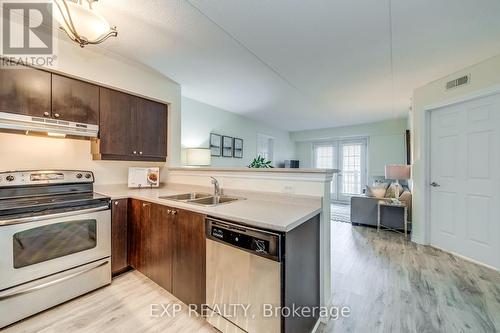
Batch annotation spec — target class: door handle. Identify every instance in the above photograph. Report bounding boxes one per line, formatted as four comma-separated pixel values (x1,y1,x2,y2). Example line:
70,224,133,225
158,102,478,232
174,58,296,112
430,182,441,187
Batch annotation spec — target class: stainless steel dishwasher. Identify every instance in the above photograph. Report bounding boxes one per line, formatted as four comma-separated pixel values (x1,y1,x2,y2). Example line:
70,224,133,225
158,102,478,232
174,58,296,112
205,217,282,333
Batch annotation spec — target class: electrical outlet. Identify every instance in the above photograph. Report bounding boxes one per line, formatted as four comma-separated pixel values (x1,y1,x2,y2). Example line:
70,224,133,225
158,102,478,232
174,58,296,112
283,185,294,194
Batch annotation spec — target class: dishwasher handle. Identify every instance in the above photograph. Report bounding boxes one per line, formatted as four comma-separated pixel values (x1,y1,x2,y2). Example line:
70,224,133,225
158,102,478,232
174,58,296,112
206,217,282,262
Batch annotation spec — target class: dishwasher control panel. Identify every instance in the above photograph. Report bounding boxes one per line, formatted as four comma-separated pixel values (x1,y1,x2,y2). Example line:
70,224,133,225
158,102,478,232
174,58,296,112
206,217,281,262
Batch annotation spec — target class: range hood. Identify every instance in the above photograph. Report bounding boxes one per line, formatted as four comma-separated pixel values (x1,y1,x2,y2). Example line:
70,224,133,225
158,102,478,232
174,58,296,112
0,112,98,138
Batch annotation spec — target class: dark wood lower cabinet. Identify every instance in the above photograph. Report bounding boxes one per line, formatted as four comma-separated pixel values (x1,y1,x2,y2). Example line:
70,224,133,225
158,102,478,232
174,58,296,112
128,199,147,273
127,200,175,292
148,204,173,292
126,199,206,308
172,209,206,309
111,199,128,275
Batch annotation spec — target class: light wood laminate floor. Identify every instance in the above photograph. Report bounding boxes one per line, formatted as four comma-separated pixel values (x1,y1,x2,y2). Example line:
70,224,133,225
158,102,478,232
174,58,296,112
2,271,217,333
325,222,500,333
4,223,499,333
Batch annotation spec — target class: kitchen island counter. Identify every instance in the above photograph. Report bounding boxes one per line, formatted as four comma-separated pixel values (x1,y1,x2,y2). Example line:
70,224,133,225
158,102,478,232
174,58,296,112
95,183,322,232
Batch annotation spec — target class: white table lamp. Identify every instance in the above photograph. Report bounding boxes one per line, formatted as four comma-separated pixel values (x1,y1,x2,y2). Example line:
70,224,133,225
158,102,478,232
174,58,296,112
385,164,411,199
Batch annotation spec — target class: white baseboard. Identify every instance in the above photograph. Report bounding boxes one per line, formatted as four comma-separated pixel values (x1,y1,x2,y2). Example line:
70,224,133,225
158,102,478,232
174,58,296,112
430,245,499,272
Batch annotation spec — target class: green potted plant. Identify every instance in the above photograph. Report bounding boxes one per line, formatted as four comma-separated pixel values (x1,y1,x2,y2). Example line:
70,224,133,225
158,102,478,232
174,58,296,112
248,155,274,168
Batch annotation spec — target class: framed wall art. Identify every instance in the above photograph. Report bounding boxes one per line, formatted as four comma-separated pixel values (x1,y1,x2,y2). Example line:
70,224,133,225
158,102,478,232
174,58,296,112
210,133,222,156
233,138,243,158
222,136,233,157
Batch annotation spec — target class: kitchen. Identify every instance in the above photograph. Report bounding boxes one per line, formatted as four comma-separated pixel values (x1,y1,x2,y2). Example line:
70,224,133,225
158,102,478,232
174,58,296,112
0,3,333,331
5,1,499,332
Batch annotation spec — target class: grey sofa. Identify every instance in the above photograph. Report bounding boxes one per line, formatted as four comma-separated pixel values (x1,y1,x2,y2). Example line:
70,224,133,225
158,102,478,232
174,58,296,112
350,195,410,230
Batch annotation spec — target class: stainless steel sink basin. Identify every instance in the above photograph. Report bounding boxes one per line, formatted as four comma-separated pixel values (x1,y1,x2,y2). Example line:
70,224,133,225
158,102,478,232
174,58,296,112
159,192,212,201
188,195,242,206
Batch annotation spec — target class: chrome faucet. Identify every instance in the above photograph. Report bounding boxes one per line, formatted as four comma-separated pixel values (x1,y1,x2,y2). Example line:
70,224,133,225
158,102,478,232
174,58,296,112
210,177,221,197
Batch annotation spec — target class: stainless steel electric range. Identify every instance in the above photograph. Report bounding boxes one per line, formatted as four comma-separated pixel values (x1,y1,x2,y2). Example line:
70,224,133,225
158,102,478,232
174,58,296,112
0,170,111,328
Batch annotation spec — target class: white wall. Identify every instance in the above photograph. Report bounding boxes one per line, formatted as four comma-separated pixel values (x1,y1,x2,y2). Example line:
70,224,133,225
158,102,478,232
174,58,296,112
411,54,500,244
181,97,295,167
0,37,182,185
291,118,408,183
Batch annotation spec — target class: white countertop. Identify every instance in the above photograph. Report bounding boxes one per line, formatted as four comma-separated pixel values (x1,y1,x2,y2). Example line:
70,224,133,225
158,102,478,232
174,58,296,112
168,167,339,174
94,184,322,232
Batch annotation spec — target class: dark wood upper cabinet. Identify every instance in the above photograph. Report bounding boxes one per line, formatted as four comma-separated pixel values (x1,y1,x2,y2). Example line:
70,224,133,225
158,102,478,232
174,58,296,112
0,62,168,162
111,199,128,276
136,98,167,158
93,88,168,162
173,209,206,309
52,74,99,124
0,67,51,117
98,87,134,157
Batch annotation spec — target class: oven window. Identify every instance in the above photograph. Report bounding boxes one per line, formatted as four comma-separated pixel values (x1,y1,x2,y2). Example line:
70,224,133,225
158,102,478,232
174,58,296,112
13,220,97,269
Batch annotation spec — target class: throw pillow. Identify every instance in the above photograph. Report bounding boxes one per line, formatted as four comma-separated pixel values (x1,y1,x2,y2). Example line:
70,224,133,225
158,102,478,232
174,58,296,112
366,183,389,198
385,182,404,198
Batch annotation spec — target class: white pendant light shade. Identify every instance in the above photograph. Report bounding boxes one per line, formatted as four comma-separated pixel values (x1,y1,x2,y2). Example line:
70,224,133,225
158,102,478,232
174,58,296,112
54,0,117,47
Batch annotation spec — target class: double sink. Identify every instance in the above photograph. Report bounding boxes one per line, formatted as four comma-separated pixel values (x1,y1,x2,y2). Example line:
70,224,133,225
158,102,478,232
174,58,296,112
159,192,243,206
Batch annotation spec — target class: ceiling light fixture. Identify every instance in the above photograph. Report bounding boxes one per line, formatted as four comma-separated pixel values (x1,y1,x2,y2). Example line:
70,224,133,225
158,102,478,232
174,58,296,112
54,0,117,48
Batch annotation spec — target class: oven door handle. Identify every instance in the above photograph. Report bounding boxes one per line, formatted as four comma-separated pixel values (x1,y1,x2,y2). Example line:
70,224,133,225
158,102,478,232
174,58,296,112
0,260,109,301
0,205,110,227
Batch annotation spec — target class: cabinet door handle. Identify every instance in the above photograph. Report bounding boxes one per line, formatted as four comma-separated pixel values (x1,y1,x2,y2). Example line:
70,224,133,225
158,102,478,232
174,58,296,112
133,151,137,155
142,203,150,207
54,113,60,118
171,210,177,215
167,209,172,214
43,112,50,117
114,201,119,206
139,151,143,155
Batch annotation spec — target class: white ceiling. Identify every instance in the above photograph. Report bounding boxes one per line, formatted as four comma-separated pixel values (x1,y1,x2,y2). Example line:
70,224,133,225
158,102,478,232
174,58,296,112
94,0,500,131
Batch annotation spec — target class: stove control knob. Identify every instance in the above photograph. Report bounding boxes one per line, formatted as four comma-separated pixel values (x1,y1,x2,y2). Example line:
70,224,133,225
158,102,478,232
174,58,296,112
76,173,83,179
84,173,92,179
6,175,15,182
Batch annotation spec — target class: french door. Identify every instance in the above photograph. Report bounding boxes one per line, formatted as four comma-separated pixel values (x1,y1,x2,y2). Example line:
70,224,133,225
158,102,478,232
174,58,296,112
314,139,367,202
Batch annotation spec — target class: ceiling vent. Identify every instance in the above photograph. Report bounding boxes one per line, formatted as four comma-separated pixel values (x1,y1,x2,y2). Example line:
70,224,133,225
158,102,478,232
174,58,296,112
446,74,470,90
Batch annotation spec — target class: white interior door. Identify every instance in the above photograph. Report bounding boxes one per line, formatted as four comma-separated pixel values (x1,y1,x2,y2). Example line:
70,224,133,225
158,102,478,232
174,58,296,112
430,93,500,270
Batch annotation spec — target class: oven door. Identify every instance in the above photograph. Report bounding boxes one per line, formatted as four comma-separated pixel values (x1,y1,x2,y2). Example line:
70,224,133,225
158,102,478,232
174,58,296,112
0,205,111,290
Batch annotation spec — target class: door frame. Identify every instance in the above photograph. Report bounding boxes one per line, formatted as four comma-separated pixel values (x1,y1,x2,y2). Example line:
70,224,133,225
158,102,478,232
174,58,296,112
420,85,500,254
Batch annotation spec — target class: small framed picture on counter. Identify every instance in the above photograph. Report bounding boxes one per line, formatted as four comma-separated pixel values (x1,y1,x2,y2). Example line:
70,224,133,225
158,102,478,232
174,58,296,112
233,138,243,158
222,136,233,157
210,133,222,156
